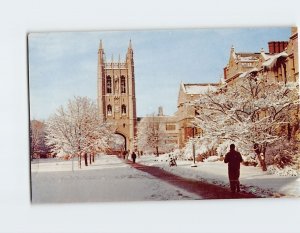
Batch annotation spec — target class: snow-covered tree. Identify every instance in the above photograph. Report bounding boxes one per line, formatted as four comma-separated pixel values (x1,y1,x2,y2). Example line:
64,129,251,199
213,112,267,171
192,72,299,169
136,114,174,155
181,138,212,161
30,120,51,159
45,96,113,168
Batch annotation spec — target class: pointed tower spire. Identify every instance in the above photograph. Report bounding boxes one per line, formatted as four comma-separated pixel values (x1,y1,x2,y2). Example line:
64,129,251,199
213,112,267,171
129,39,132,50
127,39,133,61
111,54,114,63
99,39,103,50
98,39,104,63
231,45,235,53
118,54,121,62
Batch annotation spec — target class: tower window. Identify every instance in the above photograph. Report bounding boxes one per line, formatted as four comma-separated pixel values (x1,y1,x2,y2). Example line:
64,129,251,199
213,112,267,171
107,105,112,115
121,104,126,114
166,124,176,131
121,76,126,93
106,76,112,93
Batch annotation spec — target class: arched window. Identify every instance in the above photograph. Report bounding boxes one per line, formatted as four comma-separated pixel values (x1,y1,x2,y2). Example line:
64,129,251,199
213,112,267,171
106,76,112,93
121,104,126,114
107,105,112,115
121,76,126,93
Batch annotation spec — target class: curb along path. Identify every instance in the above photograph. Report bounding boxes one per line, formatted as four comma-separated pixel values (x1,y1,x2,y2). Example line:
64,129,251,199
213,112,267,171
129,161,259,199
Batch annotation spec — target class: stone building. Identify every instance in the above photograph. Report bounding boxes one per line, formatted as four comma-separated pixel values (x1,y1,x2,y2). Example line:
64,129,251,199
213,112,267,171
137,107,178,154
176,27,298,149
260,27,298,83
223,47,260,85
176,82,219,148
97,40,137,151
285,27,299,82
155,107,179,147
222,27,299,141
223,27,298,85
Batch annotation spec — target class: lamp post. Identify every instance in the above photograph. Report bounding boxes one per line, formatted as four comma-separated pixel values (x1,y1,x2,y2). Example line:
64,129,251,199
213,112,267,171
191,126,197,167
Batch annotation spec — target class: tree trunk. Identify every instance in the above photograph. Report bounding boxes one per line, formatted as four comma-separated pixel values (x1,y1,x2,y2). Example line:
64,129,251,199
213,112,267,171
257,153,267,171
92,154,95,162
254,143,267,171
156,146,159,157
89,153,92,164
78,154,81,169
84,153,88,166
287,123,292,141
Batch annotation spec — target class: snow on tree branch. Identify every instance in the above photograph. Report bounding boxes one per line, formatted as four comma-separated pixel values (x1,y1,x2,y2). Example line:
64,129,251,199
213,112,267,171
45,96,113,166
192,74,299,168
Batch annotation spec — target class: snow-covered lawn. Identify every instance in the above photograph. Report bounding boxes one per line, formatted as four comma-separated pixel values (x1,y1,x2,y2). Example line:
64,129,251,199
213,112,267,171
31,155,200,203
137,155,300,198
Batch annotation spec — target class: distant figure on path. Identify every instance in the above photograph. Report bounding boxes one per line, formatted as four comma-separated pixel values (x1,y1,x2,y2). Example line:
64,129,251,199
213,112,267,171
131,151,137,163
224,144,243,193
122,150,126,160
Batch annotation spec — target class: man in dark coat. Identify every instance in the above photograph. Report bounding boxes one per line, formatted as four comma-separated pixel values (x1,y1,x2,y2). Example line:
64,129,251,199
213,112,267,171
131,151,137,163
224,144,243,193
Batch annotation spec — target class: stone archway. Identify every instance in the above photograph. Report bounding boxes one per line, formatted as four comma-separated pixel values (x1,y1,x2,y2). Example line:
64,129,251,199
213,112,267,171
107,133,127,155
114,132,127,151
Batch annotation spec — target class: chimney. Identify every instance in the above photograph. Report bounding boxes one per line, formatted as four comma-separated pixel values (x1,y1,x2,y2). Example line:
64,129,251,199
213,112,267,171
223,67,227,80
268,42,275,54
268,41,288,54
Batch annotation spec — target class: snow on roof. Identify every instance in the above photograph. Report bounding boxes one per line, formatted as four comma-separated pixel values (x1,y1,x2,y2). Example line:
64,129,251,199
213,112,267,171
262,51,288,69
183,84,218,95
261,52,272,60
238,68,259,78
239,56,259,62
233,52,260,63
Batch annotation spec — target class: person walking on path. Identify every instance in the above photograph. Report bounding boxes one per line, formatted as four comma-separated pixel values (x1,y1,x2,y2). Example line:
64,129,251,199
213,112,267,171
131,151,137,163
224,144,243,193
122,150,126,160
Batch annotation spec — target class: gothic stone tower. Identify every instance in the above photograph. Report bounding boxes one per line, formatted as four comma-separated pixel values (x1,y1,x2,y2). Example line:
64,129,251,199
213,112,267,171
97,40,137,151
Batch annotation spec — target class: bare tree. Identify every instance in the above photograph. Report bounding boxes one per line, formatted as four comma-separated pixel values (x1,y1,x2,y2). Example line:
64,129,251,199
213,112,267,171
136,114,172,156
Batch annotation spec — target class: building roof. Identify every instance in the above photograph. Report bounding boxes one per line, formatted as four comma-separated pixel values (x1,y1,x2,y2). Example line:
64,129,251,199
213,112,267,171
230,46,261,64
183,83,218,95
233,52,260,63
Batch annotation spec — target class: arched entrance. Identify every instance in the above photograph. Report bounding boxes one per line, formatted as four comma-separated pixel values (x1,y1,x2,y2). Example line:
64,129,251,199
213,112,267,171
107,133,127,155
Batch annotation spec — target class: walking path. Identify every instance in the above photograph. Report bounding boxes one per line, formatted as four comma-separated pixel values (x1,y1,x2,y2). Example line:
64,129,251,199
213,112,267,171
129,161,258,199
31,155,201,203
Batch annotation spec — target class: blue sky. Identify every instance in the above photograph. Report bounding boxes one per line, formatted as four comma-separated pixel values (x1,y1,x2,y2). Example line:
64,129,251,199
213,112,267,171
28,27,291,119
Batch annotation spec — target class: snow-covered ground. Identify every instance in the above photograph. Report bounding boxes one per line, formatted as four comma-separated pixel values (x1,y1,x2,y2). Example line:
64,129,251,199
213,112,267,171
137,155,300,198
31,155,200,203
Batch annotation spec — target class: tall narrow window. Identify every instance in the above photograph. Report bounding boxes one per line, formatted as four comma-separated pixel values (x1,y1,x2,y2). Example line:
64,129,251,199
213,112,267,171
283,63,287,84
121,104,126,114
107,105,112,115
121,76,126,93
106,76,112,93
